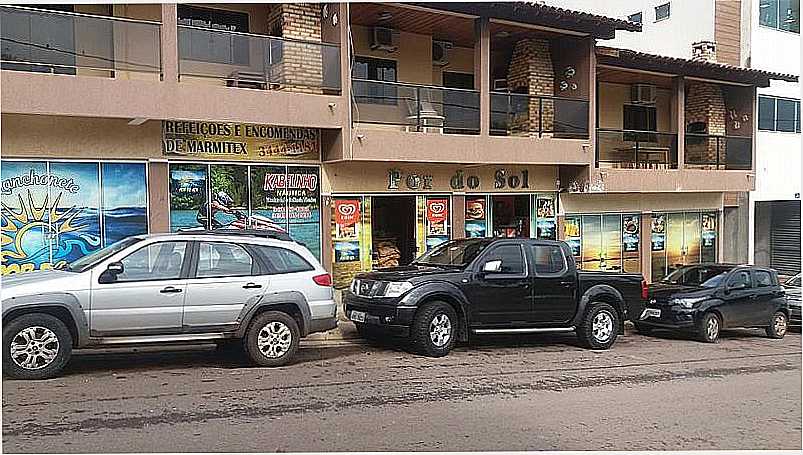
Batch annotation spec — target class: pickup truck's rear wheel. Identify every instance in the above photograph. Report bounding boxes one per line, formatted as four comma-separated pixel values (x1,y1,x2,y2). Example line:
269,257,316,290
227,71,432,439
3,313,73,380
410,301,457,357
244,311,299,367
577,303,619,350
765,311,788,339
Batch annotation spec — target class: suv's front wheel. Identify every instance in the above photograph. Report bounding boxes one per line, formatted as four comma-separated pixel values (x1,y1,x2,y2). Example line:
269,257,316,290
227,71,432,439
244,311,300,367
409,301,457,357
3,313,73,380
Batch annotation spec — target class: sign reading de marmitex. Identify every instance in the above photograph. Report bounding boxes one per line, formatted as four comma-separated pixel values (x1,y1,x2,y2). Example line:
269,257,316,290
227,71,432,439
162,120,320,161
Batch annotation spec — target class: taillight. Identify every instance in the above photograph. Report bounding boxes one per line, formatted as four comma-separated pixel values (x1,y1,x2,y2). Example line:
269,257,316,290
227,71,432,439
641,280,649,300
313,273,332,287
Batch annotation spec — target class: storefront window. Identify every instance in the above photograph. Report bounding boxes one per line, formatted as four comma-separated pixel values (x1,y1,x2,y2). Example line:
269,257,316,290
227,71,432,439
1,160,148,275
651,211,718,282
169,162,322,259
566,213,641,273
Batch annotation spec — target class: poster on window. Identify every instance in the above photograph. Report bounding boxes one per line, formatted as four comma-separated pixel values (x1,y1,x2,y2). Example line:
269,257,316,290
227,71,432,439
169,163,208,231
535,196,557,240
564,216,581,257
249,165,289,228
334,241,360,263
651,214,666,251
622,215,640,253
701,212,717,247
2,160,148,275
426,198,449,236
334,199,361,240
208,164,249,229
464,197,487,238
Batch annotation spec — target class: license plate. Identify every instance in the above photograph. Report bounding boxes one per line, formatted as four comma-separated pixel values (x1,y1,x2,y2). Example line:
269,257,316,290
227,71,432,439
640,308,661,320
350,310,366,323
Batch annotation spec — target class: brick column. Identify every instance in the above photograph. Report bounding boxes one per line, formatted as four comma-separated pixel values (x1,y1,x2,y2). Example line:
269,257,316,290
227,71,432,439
160,3,178,83
268,3,324,94
507,39,555,135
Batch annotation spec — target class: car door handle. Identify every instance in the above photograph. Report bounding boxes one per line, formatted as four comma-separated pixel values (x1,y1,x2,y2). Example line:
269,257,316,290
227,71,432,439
160,286,182,294
559,281,574,287
243,283,262,289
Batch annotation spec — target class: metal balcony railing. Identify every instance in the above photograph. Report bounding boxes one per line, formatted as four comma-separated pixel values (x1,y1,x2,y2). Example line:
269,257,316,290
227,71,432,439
352,79,480,135
490,92,589,138
596,129,679,169
0,5,161,76
178,25,341,92
684,134,752,170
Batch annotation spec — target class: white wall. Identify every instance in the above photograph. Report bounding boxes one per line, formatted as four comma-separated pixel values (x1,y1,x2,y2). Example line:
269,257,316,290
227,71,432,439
541,0,715,57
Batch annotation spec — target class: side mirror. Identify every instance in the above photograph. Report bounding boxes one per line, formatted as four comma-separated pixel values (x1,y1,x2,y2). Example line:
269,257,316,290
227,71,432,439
483,260,503,273
99,262,124,284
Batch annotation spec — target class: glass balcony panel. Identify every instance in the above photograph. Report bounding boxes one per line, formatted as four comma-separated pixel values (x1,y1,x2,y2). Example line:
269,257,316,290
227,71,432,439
596,129,678,169
490,92,589,138
684,134,753,170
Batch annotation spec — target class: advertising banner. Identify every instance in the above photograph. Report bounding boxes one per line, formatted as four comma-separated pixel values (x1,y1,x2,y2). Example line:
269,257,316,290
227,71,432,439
162,120,320,161
464,196,487,238
334,199,361,240
535,196,556,240
622,215,640,253
651,214,666,251
701,212,717,248
564,216,581,257
425,197,449,251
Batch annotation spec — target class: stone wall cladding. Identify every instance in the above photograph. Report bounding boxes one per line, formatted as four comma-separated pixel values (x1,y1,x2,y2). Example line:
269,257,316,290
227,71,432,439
507,38,555,135
267,3,324,94
685,81,727,168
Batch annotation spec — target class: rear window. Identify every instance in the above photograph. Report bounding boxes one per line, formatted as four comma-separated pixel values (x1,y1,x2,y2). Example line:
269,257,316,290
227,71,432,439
253,245,314,274
532,245,566,275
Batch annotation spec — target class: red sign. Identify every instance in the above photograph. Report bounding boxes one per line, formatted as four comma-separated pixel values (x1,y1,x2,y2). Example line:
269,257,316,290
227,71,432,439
334,199,360,226
426,199,449,224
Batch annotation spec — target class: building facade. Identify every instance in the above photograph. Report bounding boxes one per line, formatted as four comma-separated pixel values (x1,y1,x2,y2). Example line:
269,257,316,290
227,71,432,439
545,0,801,275
1,2,796,287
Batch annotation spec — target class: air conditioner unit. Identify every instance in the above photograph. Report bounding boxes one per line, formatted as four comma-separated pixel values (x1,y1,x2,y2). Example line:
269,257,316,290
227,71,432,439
371,27,398,53
432,40,453,66
631,84,656,104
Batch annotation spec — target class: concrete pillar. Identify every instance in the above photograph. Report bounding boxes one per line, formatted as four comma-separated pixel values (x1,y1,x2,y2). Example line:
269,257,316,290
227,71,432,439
640,212,653,282
588,38,597,168
160,3,178,83
452,195,466,239
474,18,490,136
321,195,333,273
147,161,170,233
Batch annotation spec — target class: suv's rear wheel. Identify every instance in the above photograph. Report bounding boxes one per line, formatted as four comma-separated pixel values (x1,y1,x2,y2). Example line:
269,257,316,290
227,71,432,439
410,301,457,357
765,311,788,339
244,311,300,367
577,302,619,350
3,313,73,380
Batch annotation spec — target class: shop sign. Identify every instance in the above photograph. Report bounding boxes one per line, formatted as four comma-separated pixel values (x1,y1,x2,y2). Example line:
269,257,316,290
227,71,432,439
387,168,532,192
162,121,320,161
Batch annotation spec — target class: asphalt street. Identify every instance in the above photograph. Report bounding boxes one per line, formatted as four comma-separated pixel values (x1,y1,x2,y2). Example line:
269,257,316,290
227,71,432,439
2,327,801,452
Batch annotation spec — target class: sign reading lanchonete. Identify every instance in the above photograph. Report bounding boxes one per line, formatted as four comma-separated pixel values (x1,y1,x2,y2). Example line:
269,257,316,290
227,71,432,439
162,121,320,161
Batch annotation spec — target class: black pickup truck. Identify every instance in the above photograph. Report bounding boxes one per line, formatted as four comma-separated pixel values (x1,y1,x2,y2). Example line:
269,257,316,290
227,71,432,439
344,238,645,357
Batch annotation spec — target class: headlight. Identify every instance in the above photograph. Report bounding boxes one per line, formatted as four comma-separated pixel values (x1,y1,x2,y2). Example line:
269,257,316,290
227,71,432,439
382,281,414,298
671,297,707,309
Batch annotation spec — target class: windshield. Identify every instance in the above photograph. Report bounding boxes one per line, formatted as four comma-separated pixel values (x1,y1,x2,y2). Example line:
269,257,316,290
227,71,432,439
66,237,142,273
661,265,732,288
413,239,490,267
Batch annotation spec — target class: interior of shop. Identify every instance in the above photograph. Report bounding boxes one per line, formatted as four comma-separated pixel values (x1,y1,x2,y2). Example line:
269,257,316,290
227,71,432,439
371,196,417,267
491,195,531,237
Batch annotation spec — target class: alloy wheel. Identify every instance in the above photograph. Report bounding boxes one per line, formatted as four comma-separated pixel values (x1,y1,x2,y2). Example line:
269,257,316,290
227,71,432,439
774,314,787,337
10,326,60,371
429,313,452,347
257,321,293,359
591,311,613,342
706,316,719,340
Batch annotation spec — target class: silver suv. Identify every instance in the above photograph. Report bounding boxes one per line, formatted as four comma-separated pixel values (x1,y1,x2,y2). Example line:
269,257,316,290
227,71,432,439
1,231,337,379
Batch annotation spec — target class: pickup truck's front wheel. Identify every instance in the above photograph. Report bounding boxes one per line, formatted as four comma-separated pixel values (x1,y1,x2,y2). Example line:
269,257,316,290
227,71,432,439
2,313,73,380
577,303,619,350
410,301,457,357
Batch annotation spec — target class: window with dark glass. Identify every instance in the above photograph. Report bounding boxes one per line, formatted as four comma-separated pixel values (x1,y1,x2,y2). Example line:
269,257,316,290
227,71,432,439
655,3,671,21
755,270,773,287
532,245,566,275
352,56,397,105
116,242,187,282
623,104,657,142
254,246,314,274
178,5,250,65
760,0,800,33
758,95,801,132
727,271,752,290
196,242,254,278
627,12,643,24
484,245,525,275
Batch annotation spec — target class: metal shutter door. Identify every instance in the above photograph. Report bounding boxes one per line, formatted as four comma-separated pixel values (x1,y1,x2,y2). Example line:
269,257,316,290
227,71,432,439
770,202,801,276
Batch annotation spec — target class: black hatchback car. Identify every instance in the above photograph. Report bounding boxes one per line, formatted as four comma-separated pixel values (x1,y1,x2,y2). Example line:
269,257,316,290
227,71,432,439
635,264,789,342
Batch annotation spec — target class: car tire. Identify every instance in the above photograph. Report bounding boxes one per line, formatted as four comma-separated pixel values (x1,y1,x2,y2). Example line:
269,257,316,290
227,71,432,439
697,312,721,343
577,302,619,350
633,322,653,335
765,311,788,339
2,313,73,380
244,311,300,367
409,301,458,357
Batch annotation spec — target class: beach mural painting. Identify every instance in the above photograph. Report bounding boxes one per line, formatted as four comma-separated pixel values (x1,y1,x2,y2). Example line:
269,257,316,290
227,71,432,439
1,160,148,275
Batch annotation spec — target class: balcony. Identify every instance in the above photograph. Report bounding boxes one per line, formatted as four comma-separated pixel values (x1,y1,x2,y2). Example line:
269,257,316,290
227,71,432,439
0,5,161,79
596,129,678,169
684,134,752,170
491,92,589,138
352,79,480,134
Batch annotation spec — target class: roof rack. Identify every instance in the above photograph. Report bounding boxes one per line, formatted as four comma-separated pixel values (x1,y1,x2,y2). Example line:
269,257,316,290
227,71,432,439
176,229,293,242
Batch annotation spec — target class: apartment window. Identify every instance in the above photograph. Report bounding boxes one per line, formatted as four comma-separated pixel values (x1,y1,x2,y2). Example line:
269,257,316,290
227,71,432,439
628,12,643,24
655,3,671,21
352,56,398,105
758,95,801,133
760,0,800,33
178,5,250,65
623,104,657,142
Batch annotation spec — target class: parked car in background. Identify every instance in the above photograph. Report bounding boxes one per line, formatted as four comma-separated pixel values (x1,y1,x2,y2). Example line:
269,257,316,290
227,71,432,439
782,273,801,331
636,264,789,342
344,238,645,357
2,230,336,380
